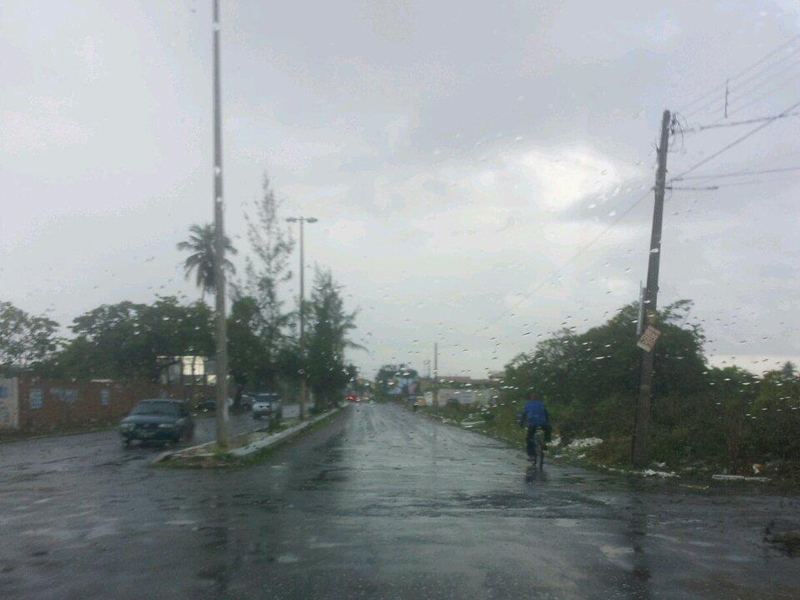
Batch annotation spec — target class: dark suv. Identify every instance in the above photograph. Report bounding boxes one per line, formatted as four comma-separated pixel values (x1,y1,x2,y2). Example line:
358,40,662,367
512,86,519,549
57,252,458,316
119,399,194,446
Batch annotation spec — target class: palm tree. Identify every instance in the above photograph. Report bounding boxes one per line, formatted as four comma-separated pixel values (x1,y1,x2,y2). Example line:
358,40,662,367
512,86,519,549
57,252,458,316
177,223,237,301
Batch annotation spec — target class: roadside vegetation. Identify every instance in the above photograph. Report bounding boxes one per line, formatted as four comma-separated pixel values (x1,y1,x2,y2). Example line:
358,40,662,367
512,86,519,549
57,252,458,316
421,300,800,483
0,172,360,411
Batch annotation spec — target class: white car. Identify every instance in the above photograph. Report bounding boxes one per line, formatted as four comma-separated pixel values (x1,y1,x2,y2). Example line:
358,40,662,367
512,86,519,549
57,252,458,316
252,393,282,420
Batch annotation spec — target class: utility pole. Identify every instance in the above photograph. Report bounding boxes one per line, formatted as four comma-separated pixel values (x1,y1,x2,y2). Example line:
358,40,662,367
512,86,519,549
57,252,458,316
636,281,645,337
212,0,230,449
631,109,671,468
287,216,318,420
433,342,439,407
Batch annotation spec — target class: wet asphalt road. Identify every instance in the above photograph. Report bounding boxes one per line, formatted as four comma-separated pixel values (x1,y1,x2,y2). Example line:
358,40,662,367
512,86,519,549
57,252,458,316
1,403,798,600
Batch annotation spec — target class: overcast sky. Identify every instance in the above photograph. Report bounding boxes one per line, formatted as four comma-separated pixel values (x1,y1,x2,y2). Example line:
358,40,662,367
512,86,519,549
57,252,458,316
2,0,799,378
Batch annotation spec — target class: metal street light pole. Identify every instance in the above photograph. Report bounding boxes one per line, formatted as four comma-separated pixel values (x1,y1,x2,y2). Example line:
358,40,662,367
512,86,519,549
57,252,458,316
212,0,230,448
287,216,318,420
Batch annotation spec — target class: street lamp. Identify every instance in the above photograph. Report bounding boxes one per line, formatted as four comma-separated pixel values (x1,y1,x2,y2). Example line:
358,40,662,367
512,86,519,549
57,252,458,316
286,216,318,420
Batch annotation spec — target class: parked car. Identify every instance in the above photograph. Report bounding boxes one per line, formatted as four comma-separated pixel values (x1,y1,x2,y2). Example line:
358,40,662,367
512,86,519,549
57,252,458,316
241,394,255,410
252,393,283,420
119,399,194,446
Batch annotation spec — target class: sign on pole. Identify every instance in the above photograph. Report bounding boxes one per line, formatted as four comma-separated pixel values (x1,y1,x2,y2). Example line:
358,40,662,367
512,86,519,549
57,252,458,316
637,325,661,352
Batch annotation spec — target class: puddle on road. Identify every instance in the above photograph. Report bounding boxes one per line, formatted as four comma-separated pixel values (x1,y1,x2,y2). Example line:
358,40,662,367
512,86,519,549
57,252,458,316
554,518,579,528
276,553,299,563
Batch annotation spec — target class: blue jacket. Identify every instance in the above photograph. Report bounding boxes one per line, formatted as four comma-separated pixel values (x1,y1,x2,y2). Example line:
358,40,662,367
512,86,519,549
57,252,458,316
520,400,549,428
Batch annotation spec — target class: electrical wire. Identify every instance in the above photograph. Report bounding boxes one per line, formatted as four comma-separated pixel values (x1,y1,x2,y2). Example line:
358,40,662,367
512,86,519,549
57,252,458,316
724,57,800,112
471,99,800,336
666,185,719,191
673,165,800,180
672,176,800,190
472,187,654,334
686,111,800,132
726,74,800,118
678,34,800,117
669,98,800,181
683,60,800,126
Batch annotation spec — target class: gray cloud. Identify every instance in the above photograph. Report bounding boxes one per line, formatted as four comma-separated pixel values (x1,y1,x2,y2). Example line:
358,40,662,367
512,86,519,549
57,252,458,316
2,0,799,377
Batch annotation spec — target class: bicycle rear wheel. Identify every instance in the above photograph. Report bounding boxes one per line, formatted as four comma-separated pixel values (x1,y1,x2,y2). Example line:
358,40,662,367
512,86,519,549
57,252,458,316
533,430,544,469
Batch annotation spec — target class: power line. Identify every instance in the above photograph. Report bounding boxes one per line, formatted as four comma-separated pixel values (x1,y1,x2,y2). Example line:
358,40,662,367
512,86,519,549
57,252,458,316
675,176,800,190
666,185,719,191
674,165,800,180
687,111,800,132
726,57,800,110
682,45,800,120
669,99,800,181
473,187,654,334
667,175,800,195
474,91,800,341
684,58,800,125
727,73,800,118
679,34,800,117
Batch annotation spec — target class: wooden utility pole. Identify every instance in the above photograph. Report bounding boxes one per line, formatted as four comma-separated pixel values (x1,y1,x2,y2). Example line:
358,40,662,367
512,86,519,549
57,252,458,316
631,109,671,468
212,0,230,448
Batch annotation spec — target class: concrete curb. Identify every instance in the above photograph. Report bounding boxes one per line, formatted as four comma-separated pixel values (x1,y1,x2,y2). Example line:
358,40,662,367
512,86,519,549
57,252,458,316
153,407,341,464
229,408,339,457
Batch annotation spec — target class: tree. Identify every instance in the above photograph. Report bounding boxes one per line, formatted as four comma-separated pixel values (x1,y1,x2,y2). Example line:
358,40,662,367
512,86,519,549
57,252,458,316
225,174,296,394
751,362,800,461
239,175,295,371
51,297,213,382
0,301,61,375
227,296,269,392
502,299,708,439
177,223,237,300
305,270,360,408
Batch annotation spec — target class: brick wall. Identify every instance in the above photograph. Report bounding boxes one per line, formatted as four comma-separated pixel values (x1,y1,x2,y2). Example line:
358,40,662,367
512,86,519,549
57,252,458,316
16,377,214,432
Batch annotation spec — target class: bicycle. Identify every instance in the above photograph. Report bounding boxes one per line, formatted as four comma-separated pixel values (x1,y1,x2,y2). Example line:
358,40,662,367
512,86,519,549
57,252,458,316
527,426,545,470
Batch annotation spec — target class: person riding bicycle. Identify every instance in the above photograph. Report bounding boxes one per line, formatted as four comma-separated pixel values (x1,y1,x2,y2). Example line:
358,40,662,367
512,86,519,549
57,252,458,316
519,394,552,462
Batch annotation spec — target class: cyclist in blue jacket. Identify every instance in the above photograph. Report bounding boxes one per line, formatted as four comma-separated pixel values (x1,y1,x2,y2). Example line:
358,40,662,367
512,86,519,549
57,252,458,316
519,394,552,461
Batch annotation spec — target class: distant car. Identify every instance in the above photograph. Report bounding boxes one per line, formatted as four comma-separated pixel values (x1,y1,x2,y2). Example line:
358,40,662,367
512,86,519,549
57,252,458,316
197,397,216,413
119,399,194,446
253,393,283,420
196,397,233,413
241,394,255,410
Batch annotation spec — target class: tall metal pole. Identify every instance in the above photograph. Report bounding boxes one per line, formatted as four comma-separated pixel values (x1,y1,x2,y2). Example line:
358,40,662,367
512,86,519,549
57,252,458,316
631,109,671,468
298,218,307,420
212,0,230,448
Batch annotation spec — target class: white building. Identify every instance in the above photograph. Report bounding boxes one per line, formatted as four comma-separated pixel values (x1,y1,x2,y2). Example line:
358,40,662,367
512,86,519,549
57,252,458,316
425,388,497,407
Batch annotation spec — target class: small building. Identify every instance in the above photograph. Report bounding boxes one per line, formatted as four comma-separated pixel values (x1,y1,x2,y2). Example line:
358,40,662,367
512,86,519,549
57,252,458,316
158,356,214,385
428,388,497,407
